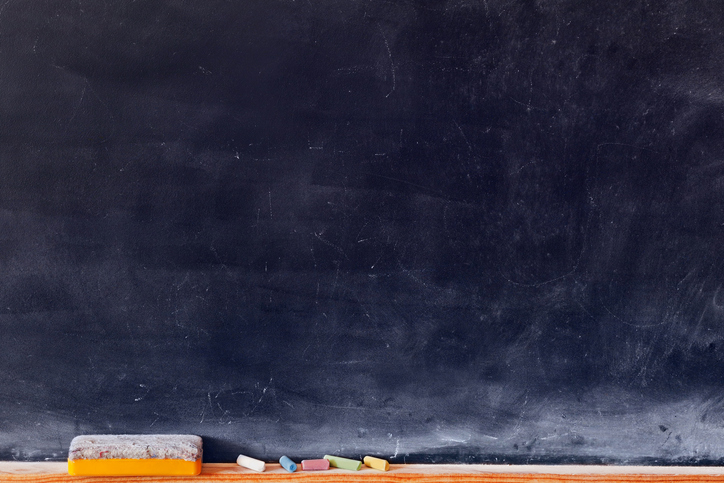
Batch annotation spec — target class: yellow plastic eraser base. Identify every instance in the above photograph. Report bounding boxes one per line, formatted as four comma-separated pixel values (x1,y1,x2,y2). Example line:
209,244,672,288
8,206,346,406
68,458,202,476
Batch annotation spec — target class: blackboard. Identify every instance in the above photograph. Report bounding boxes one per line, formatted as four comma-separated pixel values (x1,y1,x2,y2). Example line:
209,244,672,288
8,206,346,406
1,0,723,465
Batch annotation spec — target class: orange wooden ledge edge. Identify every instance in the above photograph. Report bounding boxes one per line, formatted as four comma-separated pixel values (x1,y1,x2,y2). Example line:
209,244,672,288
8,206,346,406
2,463,724,482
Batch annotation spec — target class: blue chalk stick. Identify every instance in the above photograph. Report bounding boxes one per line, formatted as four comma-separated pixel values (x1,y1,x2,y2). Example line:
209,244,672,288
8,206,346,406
279,455,297,472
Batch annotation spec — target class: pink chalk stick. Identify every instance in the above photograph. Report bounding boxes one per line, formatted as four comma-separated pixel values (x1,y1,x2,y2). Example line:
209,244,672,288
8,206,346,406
301,459,330,471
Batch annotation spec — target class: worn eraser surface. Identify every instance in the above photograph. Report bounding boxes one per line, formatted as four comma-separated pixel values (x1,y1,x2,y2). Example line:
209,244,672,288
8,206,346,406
68,434,202,461
67,434,203,476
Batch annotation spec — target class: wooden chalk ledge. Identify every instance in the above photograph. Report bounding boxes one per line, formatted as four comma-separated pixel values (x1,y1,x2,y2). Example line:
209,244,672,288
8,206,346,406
2,463,724,482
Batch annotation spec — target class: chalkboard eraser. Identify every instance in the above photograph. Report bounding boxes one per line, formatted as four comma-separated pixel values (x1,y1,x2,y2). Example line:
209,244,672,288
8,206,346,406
324,454,362,471
67,434,202,476
301,458,330,470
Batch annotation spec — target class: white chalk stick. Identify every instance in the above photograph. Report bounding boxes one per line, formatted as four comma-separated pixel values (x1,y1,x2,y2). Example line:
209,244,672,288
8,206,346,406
237,454,266,472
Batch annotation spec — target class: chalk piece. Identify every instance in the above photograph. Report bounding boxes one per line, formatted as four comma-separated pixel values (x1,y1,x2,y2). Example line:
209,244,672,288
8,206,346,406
301,459,329,471
363,455,390,471
324,454,362,471
236,454,265,472
279,455,297,472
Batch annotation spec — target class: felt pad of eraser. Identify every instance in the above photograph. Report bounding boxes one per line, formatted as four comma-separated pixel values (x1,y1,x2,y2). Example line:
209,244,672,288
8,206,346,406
67,434,202,476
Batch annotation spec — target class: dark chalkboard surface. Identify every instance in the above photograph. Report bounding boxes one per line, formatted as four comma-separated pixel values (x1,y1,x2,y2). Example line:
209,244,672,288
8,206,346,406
1,0,723,465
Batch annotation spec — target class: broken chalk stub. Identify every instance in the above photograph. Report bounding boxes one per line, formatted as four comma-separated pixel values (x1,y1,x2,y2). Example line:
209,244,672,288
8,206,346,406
279,455,297,472
237,454,265,472
324,454,362,471
301,458,329,471
364,455,390,471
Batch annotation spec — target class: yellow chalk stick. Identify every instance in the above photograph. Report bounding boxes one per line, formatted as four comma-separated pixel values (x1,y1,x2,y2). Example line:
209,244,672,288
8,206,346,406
363,455,390,471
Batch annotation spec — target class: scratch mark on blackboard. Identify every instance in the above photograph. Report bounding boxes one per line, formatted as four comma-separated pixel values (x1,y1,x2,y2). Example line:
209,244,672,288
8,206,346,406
335,65,374,75
371,254,382,269
397,260,429,287
313,232,348,259
246,378,273,416
176,272,190,290
134,384,149,402
438,431,473,444
379,27,396,98
268,189,273,219
454,120,473,152
331,263,340,294
602,303,666,328
510,96,543,112
677,269,697,288
314,403,379,412
498,269,576,288
576,301,596,320
363,172,445,197
596,142,660,153
690,304,710,345
660,430,672,448
0,0,12,21
65,82,88,131
308,135,323,150
539,432,568,441
355,221,369,242
713,284,723,310
509,160,536,175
